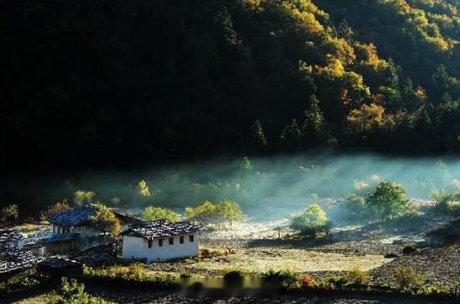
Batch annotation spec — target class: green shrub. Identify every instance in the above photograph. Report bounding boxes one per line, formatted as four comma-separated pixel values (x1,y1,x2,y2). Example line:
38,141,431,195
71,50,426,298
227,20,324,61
417,284,453,296
346,181,415,221
52,277,112,304
344,193,369,218
327,275,348,289
84,264,178,287
143,206,180,222
394,267,425,291
365,182,413,220
260,269,298,289
345,266,370,286
434,192,460,214
290,204,330,236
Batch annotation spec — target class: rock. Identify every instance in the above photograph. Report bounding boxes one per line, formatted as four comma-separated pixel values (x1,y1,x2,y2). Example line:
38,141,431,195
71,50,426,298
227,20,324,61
402,245,418,255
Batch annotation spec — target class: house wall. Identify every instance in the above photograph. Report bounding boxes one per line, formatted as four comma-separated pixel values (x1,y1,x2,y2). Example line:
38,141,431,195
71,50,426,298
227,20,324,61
51,224,100,237
122,233,199,262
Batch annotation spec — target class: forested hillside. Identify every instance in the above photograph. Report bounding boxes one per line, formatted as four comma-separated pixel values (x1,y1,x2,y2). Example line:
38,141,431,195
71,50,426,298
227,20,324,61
2,0,460,172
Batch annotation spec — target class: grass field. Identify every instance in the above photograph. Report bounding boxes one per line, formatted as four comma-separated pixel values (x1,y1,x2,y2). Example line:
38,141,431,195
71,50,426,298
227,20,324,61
145,245,391,277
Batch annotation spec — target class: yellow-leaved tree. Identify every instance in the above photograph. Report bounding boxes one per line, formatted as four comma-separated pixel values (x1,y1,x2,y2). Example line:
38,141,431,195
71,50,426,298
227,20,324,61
90,204,121,237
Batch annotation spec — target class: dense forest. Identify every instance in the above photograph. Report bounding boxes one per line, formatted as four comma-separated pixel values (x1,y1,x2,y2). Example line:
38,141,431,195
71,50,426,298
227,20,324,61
2,0,460,173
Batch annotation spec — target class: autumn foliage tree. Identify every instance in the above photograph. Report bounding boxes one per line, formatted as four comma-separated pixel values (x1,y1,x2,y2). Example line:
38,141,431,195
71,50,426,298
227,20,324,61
90,204,121,237
1,0,460,178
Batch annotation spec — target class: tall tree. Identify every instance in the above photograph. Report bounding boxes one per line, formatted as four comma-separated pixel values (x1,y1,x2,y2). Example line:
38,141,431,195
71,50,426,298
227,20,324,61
302,94,328,145
251,119,268,147
280,119,303,149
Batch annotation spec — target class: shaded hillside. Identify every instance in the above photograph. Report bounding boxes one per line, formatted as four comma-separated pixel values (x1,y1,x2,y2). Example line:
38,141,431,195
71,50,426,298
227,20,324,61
1,0,460,172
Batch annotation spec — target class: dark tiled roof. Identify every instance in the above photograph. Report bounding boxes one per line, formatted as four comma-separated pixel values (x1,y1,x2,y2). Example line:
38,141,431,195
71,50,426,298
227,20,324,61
122,220,199,240
48,205,97,226
0,229,23,248
0,249,44,275
0,230,43,275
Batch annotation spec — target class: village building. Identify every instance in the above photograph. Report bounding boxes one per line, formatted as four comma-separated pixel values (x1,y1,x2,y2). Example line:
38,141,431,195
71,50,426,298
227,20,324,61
121,220,200,262
49,205,101,237
47,205,140,255
0,230,44,280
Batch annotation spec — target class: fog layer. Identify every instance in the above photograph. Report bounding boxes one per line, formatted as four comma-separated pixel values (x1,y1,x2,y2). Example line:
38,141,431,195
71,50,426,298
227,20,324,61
23,153,458,220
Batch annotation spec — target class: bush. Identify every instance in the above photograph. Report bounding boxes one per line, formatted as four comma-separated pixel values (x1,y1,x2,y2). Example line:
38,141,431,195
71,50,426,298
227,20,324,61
327,275,348,290
299,274,317,289
394,267,425,291
290,204,330,236
85,263,147,281
260,269,299,289
345,266,370,286
53,277,112,304
346,181,415,221
0,204,19,227
143,206,180,222
199,247,230,259
84,264,179,288
345,193,368,218
223,270,245,289
365,182,413,220
434,192,460,214
417,284,453,296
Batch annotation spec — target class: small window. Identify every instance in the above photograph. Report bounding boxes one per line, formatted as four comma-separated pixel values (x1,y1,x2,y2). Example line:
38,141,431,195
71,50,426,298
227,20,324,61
169,238,174,245
189,235,194,242
179,236,184,244
158,239,163,247
148,240,153,248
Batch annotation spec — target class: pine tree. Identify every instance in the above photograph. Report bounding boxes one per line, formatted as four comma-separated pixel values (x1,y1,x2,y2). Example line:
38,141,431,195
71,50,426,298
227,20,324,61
401,77,416,110
302,94,327,144
432,64,450,98
441,92,453,104
338,19,354,42
280,119,303,149
386,58,400,89
251,119,268,147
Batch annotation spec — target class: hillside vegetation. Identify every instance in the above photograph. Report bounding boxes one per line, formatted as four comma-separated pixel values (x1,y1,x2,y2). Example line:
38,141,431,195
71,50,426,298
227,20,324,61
2,0,460,172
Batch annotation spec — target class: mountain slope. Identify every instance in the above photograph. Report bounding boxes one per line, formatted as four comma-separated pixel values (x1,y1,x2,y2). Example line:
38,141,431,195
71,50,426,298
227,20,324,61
1,0,459,172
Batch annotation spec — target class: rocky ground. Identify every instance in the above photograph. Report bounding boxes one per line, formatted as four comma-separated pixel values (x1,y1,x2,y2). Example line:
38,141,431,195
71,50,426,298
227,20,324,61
146,209,460,288
83,290,455,304
371,245,460,289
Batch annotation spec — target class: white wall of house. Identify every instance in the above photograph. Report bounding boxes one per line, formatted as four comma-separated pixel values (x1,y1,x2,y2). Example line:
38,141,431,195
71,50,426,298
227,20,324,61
51,224,100,237
122,233,199,262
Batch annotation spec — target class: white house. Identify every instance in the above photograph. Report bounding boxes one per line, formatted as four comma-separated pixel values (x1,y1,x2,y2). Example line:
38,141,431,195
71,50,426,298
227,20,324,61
121,220,200,262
